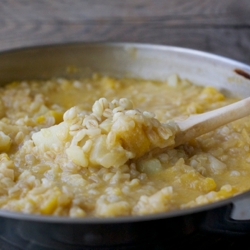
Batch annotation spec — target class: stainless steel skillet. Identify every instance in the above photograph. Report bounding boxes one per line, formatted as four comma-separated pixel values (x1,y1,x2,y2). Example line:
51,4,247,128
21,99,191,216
0,42,250,249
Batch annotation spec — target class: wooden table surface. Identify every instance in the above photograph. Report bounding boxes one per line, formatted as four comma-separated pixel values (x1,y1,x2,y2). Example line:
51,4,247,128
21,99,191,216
0,0,250,64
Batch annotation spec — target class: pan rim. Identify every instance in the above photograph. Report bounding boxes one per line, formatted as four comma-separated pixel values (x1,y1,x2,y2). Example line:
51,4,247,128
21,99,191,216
0,41,249,70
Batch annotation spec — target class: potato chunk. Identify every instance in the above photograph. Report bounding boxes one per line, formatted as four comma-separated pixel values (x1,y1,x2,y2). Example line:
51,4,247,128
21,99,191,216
32,98,178,168
0,131,11,152
32,123,69,151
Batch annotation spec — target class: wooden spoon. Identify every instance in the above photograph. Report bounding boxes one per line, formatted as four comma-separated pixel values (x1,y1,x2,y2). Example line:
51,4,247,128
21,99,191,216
147,96,250,157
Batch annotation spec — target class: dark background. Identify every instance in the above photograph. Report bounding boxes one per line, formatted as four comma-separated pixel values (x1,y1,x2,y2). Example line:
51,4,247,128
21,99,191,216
0,0,250,64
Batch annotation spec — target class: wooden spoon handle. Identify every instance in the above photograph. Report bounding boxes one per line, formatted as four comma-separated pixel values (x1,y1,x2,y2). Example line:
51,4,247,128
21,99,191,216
174,96,250,147
140,97,250,159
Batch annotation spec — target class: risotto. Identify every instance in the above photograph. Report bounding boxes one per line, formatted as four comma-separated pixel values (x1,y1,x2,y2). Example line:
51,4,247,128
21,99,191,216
0,73,249,217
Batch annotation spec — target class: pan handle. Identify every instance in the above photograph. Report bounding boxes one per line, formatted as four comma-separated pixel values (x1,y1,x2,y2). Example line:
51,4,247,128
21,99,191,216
200,197,250,236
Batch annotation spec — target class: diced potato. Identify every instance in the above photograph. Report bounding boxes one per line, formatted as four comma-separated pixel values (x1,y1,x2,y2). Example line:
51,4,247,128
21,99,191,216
32,122,69,150
66,146,88,167
207,155,227,174
167,74,180,87
133,187,173,215
89,135,129,168
199,86,225,101
0,131,11,152
176,171,216,192
40,187,61,215
137,158,163,174
112,118,151,158
96,200,130,217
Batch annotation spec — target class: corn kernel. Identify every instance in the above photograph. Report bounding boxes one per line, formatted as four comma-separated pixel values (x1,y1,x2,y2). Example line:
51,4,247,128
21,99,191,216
36,116,45,123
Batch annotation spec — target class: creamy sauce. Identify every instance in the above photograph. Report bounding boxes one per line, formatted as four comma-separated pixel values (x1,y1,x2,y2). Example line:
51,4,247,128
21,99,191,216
0,73,248,218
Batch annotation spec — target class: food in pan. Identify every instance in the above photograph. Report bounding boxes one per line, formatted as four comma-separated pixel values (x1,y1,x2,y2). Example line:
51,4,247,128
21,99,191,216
0,73,249,217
